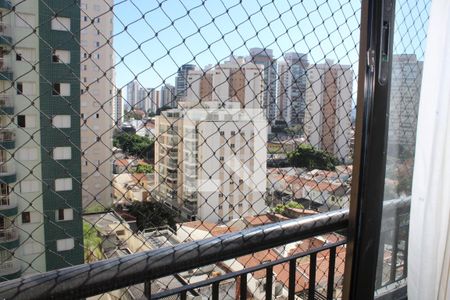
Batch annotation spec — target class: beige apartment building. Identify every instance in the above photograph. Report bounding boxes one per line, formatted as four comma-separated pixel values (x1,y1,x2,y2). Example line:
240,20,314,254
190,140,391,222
155,101,268,223
185,57,265,109
155,58,268,222
80,0,115,211
304,60,353,162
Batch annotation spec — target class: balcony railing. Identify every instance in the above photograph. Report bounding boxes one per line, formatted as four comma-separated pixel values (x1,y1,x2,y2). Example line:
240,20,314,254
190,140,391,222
0,22,9,36
0,199,409,300
0,95,12,108
0,195,14,209
0,259,20,277
0,57,10,72
0,227,18,243
0,129,14,142
0,162,14,175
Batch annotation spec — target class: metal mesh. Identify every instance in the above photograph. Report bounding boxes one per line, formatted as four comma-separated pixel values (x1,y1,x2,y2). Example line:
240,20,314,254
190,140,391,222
0,0,429,299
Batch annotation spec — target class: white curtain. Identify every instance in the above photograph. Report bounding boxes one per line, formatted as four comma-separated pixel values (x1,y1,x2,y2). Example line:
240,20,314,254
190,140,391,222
408,1,450,299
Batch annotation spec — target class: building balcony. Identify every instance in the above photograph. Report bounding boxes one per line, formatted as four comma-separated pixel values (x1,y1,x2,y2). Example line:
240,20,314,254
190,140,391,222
0,56,12,81
0,129,15,149
0,162,15,184
0,95,13,115
0,199,408,299
0,227,19,249
0,23,11,47
0,0,12,10
0,259,20,280
0,196,17,217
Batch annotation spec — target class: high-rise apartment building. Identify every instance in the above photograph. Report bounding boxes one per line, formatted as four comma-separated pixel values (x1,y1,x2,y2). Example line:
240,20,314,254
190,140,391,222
388,54,423,148
277,53,309,126
113,89,124,126
175,64,196,100
80,0,114,211
0,0,83,279
247,48,278,124
144,88,160,114
186,57,264,109
155,102,268,222
304,60,353,162
126,80,140,110
160,84,176,108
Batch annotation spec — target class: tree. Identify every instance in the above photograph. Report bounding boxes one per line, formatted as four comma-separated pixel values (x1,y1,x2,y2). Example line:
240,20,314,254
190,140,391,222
126,201,178,231
273,204,286,214
286,201,304,209
284,124,304,136
113,133,155,161
134,163,154,174
83,222,104,263
287,144,339,171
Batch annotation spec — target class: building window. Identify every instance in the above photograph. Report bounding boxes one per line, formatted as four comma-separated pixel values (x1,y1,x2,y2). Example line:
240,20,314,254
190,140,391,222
83,16,88,22
21,211,39,224
220,156,224,161
17,115,25,127
231,131,235,136
23,242,42,256
20,181,39,193
53,147,71,160
56,238,75,252
22,212,30,224
52,50,70,63
51,17,71,31
55,208,73,221
230,144,235,149
55,178,72,191
16,83,23,95
16,82,35,96
96,113,99,119
16,48,36,62
17,115,36,128
52,115,71,128
17,148,38,161
53,83,71,96
220,131,224,136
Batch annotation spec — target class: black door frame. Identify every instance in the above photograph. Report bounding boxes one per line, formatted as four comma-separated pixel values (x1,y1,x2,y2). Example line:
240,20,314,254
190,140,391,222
343,0,396,299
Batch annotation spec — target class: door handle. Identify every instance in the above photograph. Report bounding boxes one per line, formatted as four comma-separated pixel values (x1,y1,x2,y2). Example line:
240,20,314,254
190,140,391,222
378,0,395,85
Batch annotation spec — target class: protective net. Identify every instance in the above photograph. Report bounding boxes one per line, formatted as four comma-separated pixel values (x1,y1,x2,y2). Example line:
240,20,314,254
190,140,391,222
0,0,429,299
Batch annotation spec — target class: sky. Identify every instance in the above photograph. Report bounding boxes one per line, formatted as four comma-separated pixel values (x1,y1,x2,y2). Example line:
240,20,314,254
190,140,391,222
111,0,429,92
112,0,362,90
